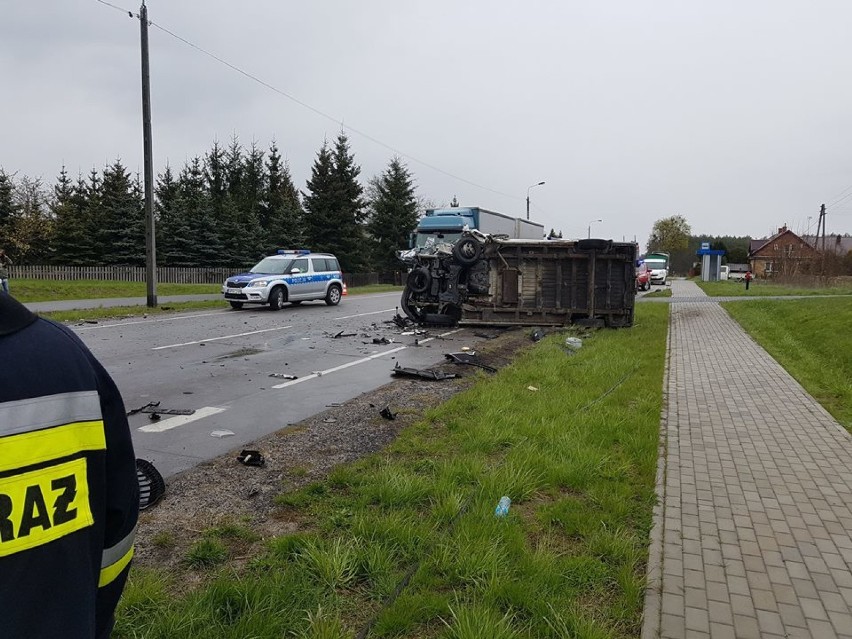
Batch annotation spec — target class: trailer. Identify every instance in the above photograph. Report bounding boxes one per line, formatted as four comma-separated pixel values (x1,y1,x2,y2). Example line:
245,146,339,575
400,232,637,328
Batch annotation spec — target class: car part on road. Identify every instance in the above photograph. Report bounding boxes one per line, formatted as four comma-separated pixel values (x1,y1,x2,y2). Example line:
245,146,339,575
444,352,497,372
136,458,166,510
391,362,459,381
237,449,265,467
379,406,397,420
210,429,235,438
269,373,298,380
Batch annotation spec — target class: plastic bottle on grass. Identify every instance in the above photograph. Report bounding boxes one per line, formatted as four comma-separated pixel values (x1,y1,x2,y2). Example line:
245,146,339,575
495,496,511,517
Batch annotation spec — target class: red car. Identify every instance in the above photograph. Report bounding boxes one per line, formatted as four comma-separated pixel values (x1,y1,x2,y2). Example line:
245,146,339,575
635,263,651,291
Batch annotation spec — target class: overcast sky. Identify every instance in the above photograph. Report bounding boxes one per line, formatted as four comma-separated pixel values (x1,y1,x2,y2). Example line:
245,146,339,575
3,1,852,248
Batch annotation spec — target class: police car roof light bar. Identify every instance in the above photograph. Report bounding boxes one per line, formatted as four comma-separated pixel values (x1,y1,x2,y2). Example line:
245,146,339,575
277,249,311,255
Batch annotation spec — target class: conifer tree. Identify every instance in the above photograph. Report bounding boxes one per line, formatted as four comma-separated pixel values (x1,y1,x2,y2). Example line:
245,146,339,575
302,139,336,253
98,159,145,265
263,141,304,252
366,157,418,272
155,164,193,265
181,157,223,265
0,169,19,250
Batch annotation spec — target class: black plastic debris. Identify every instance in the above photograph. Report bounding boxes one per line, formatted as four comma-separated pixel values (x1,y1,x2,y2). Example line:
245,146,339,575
269,373,298,380
392,313,412,329
148,412,161,421
391,362,459,381
237,449,265,467
127,401,159,416
379,406,397,420
373,337,393,345
136,458,166,510
141,406,194,416
333,330,357,338
444,352,497,373
530,328,545,342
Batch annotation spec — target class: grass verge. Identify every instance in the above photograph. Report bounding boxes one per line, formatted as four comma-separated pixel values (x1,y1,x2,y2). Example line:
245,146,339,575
723,297,852,429
115,303,669,638
696,279,852,297
643,289,672,298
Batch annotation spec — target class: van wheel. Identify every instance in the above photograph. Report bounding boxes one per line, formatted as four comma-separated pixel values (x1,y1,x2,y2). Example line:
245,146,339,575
453,237,482,265
269,287,286,310
407,267,431,293
325,284,342,306
229,301,244,309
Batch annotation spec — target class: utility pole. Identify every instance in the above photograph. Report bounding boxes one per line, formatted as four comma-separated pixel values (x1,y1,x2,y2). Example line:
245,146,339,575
140,1,157,307
820,203,826,252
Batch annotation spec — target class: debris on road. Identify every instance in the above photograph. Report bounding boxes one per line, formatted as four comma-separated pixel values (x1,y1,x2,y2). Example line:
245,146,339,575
136,458,166,510
372,337,394,345
332,330,357,338
391,363,459,381
379,406,397,420
237,450,265,467
444,352,497,373
269,373,298,380
148,412,161,421
210,429,235,438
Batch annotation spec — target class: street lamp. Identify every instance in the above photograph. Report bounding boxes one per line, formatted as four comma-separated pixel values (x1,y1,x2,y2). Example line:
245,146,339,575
526,181,545,220
587,219,602,239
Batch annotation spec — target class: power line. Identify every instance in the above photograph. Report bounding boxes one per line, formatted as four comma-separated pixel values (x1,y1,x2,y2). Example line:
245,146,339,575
96,1,522,201
95,0,135,18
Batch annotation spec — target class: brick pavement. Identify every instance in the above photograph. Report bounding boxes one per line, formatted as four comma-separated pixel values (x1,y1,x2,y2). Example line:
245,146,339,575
642,280,852,639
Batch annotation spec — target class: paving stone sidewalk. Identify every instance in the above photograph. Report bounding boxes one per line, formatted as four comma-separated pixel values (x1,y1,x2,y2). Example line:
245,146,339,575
643,280,852,639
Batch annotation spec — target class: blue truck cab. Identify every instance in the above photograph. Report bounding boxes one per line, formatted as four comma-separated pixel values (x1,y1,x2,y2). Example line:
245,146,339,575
412,207,543,249
222,250,345,310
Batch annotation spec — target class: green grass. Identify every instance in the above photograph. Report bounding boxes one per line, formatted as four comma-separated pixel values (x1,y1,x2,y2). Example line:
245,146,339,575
12,279,221,302
643,289,672,298
15,278,401,303
697,279,852,297
115,303,670,638
723,297,852,429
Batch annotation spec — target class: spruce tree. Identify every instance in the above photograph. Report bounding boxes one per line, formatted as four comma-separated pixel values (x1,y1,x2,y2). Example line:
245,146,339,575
98,159,145,265
302,139,336,253
155,164,194,266
181,157,223,265
263,141,304,252
329,132,368,272
0,169,19,250
366,157,418,272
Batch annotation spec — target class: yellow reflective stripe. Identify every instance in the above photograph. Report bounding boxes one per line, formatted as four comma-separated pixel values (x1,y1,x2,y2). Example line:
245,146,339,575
0,458,94,557
0,420,106,473
99,545,134,587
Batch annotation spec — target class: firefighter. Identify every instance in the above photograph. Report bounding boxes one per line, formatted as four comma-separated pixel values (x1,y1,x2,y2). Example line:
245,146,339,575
0,293,139,638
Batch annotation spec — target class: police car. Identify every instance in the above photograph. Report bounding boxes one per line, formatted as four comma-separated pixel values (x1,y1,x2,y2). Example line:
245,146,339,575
222,250,346,310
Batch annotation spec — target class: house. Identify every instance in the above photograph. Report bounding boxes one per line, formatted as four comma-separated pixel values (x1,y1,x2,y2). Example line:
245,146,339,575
748,226,818,278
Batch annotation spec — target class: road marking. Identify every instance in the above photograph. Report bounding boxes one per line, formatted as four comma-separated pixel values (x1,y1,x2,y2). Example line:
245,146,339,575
335,308,397,320
138,406,227,433
152,326,293,350
271,328,463,389
74,310,231,331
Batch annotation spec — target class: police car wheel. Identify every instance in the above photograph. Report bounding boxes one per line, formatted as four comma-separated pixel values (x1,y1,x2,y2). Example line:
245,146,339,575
229,301,244,309
325,284,342,306
269,287,286,310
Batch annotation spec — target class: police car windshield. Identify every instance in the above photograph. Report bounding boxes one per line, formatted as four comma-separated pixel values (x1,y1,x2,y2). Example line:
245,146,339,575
250,257,293,275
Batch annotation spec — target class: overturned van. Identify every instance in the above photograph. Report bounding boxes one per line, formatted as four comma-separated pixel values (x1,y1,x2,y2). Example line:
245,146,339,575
399,231,637,328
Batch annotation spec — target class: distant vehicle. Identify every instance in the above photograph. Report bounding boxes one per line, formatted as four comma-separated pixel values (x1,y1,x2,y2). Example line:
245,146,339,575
722,263,749,281
644,252,670,285
222,250,344,310
412,206,544,251
635,262,651,291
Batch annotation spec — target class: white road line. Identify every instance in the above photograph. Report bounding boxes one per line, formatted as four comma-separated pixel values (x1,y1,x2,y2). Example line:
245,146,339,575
335,308,397,320
272,346,408,388
74,310,231,331
152,325,293,350
271,328,463,389
138,406,227,433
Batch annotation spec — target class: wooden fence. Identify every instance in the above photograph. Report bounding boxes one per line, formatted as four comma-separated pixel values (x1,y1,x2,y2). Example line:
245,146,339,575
10,265,406,287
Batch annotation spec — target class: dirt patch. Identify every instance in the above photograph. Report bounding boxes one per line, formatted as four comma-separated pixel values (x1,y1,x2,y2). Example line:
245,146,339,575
134,327,541,570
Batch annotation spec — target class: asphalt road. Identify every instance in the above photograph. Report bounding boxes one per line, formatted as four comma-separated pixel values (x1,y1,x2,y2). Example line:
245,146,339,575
64,293,486,478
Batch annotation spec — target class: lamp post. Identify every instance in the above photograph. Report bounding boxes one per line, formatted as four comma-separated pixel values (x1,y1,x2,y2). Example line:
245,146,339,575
587,219,602,239
526,181,545,220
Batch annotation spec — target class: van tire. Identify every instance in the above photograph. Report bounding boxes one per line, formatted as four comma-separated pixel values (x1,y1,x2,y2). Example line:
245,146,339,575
453,237,482,265
407,268,431,293
325,284,342,306
269,286,286,310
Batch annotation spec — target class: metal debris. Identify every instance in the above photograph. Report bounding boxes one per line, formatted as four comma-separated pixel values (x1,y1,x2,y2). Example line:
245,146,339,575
444,352,497,372
269,373,298,380
391,363,459,381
